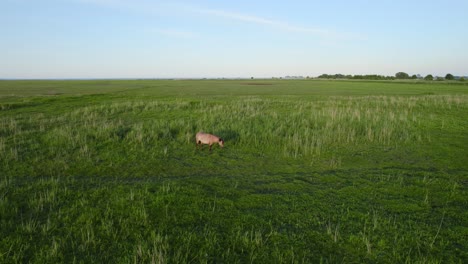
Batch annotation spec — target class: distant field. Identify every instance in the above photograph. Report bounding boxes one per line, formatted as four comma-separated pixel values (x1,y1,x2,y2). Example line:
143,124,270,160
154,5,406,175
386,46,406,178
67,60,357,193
0,80,467,263
1,79,467,98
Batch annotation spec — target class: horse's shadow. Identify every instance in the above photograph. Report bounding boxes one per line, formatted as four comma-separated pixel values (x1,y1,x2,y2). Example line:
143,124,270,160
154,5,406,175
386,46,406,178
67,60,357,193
216,130,240,144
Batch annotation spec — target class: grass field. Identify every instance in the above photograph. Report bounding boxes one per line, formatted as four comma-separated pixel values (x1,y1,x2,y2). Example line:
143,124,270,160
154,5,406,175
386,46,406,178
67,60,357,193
0,79,467,263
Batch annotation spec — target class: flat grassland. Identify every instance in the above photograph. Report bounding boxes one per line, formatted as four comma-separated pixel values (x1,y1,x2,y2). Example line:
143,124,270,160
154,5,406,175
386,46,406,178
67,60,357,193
0,79,467,263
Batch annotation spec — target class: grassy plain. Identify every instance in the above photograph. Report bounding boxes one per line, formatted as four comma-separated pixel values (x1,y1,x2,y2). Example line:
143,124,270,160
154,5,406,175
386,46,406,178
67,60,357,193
0,79,467,263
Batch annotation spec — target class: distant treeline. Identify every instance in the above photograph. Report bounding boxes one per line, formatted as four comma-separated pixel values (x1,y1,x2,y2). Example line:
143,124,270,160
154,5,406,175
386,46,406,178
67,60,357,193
317,72,466,81
317,74,395,80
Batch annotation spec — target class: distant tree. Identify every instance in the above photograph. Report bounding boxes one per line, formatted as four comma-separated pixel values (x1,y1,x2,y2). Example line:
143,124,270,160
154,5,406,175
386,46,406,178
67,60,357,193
348,74,393,80
318,73,395,80
411,74,417,79
459,77,465,82
334,74,346,79
318,74,330,79
395,72,410,79
251,77,254,80
445,73,454,80
424,74,434,81
436,77,444,81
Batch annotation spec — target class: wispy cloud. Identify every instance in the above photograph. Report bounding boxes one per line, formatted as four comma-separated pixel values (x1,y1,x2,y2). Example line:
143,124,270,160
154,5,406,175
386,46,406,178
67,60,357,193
71,0,361,40
195,8,331,36
192,7,366,40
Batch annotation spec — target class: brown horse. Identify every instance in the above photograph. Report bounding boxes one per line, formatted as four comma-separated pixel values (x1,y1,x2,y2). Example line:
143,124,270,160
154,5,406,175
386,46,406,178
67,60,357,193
196,132,224,151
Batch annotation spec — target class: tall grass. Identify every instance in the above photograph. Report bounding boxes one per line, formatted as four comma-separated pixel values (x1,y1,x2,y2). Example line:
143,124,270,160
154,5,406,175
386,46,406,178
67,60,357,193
3,94,464,169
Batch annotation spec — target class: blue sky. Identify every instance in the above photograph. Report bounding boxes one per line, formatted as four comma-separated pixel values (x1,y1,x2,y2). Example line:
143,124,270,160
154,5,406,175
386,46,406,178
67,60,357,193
1,0,467,78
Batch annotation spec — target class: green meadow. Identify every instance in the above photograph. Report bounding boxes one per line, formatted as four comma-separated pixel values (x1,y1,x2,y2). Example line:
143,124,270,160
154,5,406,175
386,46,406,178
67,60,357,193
0,79,467,263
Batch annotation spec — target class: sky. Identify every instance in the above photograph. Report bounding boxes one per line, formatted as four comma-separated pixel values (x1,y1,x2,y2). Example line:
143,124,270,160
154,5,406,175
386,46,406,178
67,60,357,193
1,0,467,79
